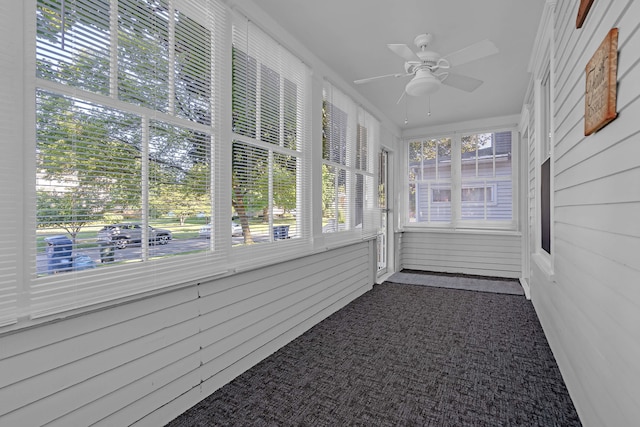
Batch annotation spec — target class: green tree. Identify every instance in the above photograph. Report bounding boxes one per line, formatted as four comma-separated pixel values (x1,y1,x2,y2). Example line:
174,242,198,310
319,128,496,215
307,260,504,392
461,133,492,155
149,183,208,226
272,155,297,213
36,0,214,241
36,90,144,240
321,164,335,217
37,190,104,242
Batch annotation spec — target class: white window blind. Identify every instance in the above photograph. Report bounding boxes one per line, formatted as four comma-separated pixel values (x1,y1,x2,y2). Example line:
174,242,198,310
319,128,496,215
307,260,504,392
0,2,21,326
357,108,379,237
32,0,228,318
322,82,378,236
231,13,310,249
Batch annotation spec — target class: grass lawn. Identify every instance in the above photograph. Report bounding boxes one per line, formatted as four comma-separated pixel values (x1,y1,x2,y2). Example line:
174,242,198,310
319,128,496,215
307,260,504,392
36,215,300,251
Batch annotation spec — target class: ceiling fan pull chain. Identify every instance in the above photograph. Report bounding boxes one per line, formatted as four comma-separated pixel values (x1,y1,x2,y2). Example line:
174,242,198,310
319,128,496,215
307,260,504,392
404,96,409,125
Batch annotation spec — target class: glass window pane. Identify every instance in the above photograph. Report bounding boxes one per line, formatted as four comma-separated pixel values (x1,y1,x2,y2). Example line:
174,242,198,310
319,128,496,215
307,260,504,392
118,0,170,112
260,64,280,144
414,182,451,223
148,121,211,255
436,138,452,179
37,0,112,95
273,153,298,240
232,142,269,245
232,48,257,138
460,131,512,223
323,102,348,165
356,125,368,171
322,166,347,233
174,11,212,124
487,181,512,220
408,182,416,222
408,141,422,182
283,79,298,151
36,91,142,273
355,173,364,228
322,164,337,232
495,131,513,177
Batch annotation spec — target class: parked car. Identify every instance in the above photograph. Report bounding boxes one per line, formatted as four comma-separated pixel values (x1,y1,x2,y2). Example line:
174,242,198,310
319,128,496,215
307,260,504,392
199,221,243,238
97,223,172,249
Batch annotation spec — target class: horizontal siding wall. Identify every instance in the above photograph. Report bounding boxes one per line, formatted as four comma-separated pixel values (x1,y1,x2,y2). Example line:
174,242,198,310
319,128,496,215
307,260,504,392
400,230,522,278
0,241,375,427
530,1,640,426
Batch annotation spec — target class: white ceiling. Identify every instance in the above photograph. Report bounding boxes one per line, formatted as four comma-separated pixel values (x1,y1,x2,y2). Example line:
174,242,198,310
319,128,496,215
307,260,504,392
252,0,545,131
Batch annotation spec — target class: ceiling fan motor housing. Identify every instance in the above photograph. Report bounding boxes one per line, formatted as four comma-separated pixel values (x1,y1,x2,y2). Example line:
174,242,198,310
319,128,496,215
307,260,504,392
416,50,440,67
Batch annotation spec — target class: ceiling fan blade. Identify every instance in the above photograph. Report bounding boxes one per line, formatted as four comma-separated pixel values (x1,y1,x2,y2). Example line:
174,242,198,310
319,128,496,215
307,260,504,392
387,44,419,62
443,39,499,67
440,73,484,92
354,73,410,85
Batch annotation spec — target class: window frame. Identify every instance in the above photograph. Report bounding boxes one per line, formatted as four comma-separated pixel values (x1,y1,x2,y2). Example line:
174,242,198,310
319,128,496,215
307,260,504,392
3,0,379,330
405,127,518,230
460,183,498,205
321,81,377,239
534,65,554,276
27,0,231,319
539,69,552,256
229,12,311,258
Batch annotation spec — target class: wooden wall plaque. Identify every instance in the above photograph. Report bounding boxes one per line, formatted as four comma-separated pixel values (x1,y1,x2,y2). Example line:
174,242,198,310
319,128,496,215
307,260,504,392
584,28,618,136
576,0,595,28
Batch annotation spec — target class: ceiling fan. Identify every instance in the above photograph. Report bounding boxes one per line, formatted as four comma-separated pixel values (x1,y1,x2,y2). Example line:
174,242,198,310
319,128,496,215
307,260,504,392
354,33,499,102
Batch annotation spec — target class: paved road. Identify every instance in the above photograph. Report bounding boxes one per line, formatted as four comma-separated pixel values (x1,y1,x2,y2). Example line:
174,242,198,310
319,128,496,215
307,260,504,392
36,235,262,276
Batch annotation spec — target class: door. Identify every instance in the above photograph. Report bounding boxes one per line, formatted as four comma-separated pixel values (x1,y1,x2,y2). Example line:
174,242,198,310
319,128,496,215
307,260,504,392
377,149,389,275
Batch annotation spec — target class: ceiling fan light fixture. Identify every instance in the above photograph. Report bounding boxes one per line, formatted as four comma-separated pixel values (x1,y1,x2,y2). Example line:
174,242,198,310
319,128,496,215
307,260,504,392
405,69,441,97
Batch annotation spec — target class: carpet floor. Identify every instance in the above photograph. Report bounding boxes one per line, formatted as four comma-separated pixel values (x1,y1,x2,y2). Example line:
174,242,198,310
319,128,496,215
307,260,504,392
167,277,581,426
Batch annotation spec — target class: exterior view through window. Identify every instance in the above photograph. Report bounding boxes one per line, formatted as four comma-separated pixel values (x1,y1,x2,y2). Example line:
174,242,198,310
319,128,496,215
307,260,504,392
231,16,307,246
322,82,377,235
22,0,377,321
408,130,514,227
36,0,217,275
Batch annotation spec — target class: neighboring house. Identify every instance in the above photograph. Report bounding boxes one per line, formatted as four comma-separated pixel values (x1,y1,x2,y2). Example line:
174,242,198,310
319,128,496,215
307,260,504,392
410,131,513,223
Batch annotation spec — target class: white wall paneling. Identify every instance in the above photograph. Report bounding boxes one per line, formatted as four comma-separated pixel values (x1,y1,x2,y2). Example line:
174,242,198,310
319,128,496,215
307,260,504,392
400,230,522,278
0,241,374,426
528,0,640,425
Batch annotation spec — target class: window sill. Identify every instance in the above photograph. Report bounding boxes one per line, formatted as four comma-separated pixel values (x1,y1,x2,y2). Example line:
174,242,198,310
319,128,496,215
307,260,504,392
532,251,555,282
401,227,521,237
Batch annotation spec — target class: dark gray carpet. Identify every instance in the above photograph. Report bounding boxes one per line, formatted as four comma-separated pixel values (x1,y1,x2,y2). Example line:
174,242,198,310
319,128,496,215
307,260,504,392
167,282,581,426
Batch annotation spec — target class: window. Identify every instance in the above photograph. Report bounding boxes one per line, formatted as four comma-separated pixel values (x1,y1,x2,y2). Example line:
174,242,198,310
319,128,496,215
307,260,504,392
408,137,452,223
460,131,513,222
31,0,228,318
322,82,378,236
540,71,552,254
377,149,388,273
2,0,377,327
432,188,452,203
231,14,310,247
407,130,515,228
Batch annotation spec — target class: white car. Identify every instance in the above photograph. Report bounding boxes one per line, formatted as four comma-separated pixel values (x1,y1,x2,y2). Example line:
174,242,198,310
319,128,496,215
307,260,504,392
199,221,243,238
